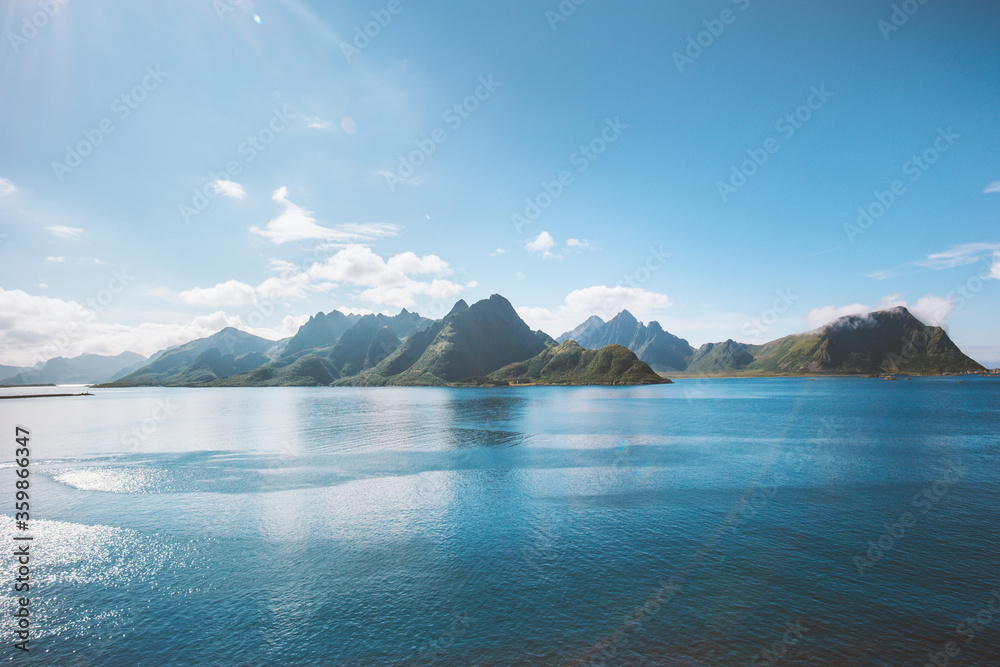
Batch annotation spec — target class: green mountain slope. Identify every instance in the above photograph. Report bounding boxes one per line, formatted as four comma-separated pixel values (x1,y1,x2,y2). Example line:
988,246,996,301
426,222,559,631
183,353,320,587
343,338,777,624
341,295,554,386
489,341,670,385
684,307,983,375
103,328,279,386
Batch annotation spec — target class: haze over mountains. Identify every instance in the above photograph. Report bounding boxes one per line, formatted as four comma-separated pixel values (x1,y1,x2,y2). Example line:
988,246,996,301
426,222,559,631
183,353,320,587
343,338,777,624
7,294,987,387
0,351,148,386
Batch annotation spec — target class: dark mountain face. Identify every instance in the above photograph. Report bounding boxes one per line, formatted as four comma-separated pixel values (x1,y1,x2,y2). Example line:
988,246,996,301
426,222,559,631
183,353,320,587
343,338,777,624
281,308,429,359
345,294,552,385
364,327,402,370
561,310,694,372
431,294,550,380
327,316,402,377
1,351,147,385
282,311,360,357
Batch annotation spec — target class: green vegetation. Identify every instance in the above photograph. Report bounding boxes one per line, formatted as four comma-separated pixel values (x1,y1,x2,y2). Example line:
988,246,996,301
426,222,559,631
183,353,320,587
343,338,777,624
489,341,670,385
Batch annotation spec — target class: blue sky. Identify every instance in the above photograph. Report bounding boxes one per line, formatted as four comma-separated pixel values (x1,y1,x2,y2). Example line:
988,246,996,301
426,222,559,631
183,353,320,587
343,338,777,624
1,0,998,367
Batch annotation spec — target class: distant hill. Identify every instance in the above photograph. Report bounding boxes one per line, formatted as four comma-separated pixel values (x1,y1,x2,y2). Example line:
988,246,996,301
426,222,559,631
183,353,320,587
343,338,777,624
1,351,147,385
556,315,606,344
0,364,32,382
560,310,694,371
687,340,754,373
489,341,670,385
105,328,281,386
733,306,984,375
339,295,556,386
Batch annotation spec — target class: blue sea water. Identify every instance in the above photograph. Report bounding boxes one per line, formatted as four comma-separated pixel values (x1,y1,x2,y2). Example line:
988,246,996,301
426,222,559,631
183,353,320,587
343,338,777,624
1,377,998,666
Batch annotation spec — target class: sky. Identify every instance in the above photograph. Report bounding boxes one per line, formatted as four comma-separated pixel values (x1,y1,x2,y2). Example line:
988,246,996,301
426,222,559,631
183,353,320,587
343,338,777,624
1,0,998,368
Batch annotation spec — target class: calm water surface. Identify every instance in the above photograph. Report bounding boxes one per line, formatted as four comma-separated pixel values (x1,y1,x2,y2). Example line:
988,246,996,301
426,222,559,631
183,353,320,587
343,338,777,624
1,377,998,665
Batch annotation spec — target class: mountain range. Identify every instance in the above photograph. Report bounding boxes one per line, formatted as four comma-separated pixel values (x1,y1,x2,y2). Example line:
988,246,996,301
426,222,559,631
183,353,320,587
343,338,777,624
8,295,987,388
0,351,148,385
561,307,984,375
101,295,667,387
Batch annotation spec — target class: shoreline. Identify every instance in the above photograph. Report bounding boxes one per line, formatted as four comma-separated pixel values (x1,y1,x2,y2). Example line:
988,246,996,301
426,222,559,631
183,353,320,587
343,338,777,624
0,392,93,400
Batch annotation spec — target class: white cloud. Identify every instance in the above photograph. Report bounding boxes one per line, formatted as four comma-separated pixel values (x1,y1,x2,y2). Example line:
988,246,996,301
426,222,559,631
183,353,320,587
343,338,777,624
992,254,1000,280
526,231,557,258
210,180,245,199
491,247,505,256
46,256,65,263
984,181,1000,194
806,294,955,330
255,274,311,302
566,238,594,250
869,243,1000,281
517,285,672,337
306,117,332,130
865,267,904,281
916,243,1000,270
241,313,310,341
910,295,955,327
306,245,473,308
0,286,310,367
45,225,84,240
250,187,399,244
177,243,474,313
564,286,672,317
805,303,870,329
386,251,452,276
0,177,15,198
178,280,258,307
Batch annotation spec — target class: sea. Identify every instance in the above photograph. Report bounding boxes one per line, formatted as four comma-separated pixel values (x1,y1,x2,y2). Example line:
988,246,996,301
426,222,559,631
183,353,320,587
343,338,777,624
1,377,998,666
